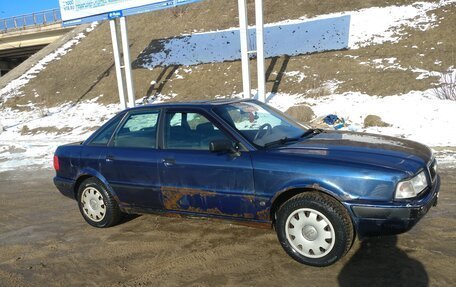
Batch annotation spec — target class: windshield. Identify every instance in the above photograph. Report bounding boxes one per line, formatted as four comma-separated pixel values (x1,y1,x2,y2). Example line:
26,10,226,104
213,101,310,148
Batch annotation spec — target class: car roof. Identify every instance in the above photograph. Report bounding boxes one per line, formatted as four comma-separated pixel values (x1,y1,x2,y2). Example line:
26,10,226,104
124,98,256,112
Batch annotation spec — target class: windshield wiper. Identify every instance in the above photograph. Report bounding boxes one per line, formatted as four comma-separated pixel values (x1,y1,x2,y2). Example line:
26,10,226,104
262,129,324,149
300,128,324,138
263,137,300,148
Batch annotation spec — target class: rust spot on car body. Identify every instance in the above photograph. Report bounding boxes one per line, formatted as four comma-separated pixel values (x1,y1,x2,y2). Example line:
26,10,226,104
255,208,271,221
160,186,270,221
161,186,217,211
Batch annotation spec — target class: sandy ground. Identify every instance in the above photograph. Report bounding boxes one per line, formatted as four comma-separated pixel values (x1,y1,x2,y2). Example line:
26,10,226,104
0,168,455,287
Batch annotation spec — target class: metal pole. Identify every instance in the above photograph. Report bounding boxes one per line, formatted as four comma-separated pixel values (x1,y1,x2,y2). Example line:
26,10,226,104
255,0,266,102
237,0,251,99
119,16,136,107
109,19,127,109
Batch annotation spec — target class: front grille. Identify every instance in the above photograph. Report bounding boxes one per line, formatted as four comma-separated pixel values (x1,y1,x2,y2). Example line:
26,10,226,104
428,160,437,182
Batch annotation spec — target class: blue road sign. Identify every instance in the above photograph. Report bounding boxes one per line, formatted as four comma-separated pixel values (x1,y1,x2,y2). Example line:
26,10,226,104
108,11,123,20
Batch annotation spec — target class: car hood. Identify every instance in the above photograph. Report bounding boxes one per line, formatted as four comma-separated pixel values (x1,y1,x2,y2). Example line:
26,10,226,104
274,130,432,175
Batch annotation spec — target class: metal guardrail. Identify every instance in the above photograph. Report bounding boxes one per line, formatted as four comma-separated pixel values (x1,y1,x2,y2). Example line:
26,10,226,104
0,9,62,33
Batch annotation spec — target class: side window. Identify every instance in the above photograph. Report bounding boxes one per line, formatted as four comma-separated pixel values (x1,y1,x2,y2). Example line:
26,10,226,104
165,111,230,150
113,111,159,148
90,116,122,146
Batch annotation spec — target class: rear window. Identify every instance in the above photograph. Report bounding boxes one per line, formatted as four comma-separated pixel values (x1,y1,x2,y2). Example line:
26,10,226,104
89,116,122,146
113,112,159,149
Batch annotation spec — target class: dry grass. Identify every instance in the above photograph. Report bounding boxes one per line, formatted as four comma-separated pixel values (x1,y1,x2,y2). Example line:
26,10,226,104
433,72,456,100
170,6,189,18
2,0,454,109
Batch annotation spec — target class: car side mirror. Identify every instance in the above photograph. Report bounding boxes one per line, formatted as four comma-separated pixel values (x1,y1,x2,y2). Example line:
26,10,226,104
210,139,240,156
210,139,232,153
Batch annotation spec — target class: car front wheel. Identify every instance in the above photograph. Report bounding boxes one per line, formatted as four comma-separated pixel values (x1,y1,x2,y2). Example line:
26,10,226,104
275,192,354,266
77,178,122,228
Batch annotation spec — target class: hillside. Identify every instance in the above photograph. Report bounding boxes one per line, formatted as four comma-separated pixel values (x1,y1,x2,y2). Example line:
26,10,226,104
0,0,455,171
2,0,454,106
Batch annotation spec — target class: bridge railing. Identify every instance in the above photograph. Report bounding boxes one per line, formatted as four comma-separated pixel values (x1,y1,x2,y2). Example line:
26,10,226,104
0,9,62,33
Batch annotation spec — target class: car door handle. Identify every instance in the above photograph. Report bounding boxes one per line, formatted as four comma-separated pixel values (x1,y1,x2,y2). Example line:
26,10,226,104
106,155,115,162
162,158,176,167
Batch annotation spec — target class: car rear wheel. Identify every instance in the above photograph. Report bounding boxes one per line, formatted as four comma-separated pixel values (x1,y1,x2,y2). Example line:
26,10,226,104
77,178,122,228
275,192,354,266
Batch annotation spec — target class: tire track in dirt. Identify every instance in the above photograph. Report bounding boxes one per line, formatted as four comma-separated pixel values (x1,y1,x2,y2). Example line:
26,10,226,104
109,244,253,287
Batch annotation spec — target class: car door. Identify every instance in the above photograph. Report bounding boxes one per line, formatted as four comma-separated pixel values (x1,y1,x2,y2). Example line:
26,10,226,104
158,108,258,219
100,109,162,210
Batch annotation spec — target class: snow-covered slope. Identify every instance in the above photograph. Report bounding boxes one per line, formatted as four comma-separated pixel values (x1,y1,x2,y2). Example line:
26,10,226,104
1,1,455,172
135,1,448,68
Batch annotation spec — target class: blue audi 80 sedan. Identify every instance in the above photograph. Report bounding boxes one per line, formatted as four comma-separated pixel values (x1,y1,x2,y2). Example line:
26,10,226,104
53,99,439,266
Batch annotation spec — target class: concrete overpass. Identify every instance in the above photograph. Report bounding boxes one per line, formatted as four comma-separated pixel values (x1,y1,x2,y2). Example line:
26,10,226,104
0,10,73,76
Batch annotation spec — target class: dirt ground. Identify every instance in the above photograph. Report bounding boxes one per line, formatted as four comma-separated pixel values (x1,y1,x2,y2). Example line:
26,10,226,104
0,167,455,287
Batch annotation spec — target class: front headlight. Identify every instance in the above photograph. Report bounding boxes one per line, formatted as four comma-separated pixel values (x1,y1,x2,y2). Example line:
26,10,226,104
395,171,428,199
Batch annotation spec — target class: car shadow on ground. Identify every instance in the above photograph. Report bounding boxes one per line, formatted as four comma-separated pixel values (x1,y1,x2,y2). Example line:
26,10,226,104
338,235,428,287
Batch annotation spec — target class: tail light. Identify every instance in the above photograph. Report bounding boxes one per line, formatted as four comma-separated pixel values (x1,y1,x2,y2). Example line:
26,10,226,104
53,155,60,171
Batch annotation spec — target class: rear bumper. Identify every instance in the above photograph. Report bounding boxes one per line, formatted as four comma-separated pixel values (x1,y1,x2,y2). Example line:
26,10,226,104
349,175,440,238
54,176,76,199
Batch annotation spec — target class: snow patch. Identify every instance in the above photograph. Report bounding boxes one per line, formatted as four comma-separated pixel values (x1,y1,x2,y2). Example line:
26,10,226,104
277,1,452,48
301,91,456,147
412,68,441,80
0,100,119,172
284,71,306,83
434,150,456,168
134,1,453,68
347,1,448,48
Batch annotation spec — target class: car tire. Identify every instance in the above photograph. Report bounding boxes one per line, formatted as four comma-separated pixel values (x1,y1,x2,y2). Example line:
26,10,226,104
77,178,122,228
275,192,354,266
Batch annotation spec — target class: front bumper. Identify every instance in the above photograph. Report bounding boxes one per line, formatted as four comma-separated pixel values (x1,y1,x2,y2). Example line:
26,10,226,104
349,175,440,238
